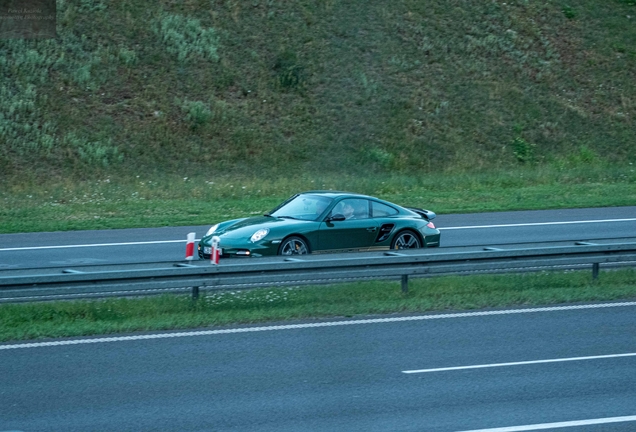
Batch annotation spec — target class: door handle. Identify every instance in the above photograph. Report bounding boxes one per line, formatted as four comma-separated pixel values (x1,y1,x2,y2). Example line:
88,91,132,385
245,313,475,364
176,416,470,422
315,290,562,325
366,227,377,232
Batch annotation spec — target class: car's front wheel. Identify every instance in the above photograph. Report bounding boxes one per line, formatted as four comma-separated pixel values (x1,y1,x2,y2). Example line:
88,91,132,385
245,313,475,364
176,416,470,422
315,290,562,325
278,236,310,255
391,230,422,249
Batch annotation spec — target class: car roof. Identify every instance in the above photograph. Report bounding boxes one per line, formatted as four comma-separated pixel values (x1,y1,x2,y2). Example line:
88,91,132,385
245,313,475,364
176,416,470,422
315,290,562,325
296,191,414,215
298,190,373,199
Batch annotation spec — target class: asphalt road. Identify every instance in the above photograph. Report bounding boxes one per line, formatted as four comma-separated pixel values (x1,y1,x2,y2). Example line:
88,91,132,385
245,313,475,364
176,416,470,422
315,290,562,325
1,206,635,269
1,208,636,431
1,302,635,431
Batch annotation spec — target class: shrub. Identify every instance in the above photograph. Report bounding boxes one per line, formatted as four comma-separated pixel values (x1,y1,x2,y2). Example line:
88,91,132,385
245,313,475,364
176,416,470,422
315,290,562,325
512,137,535,164
365,147,395,169
156,14,219,63
273,50,306,89
63,133,124,167
568,145,598,166
180,99,213,130
118,47,137,66
562,5,576,19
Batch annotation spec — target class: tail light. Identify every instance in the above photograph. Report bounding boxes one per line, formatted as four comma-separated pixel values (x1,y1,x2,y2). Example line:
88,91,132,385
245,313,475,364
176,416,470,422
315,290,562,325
426,222,436,229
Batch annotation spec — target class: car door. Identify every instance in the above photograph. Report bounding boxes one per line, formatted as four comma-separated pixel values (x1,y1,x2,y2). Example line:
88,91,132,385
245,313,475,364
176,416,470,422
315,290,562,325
317,198,379,251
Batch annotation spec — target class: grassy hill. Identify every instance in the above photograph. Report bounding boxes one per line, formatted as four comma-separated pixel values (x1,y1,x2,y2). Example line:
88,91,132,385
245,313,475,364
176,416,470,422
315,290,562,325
2,0,634,181
0,0,635,233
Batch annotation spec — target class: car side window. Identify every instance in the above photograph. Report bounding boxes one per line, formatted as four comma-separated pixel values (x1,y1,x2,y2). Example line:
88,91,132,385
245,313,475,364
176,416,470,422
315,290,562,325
371,201,398,217
333,199,369,220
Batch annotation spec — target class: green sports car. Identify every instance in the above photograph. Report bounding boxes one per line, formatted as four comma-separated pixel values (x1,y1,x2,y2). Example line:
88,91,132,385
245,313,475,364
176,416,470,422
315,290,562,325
198,191,440,258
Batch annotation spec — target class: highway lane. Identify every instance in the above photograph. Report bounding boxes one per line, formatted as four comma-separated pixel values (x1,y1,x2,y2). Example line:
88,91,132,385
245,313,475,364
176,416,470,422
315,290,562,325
0,206,635,269
1,302,635,431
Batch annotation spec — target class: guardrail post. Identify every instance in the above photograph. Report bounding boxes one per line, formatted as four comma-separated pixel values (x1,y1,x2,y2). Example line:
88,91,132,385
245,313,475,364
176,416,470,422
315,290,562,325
592,263,599,279
192,286,199,300
401,275,408,293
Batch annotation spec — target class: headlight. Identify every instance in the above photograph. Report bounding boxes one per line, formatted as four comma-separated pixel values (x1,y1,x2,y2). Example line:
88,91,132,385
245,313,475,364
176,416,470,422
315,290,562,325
206,224,219,236
250,228,269,243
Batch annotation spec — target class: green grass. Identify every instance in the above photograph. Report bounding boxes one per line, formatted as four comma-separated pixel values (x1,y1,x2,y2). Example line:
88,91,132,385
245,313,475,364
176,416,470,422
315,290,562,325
0,0,634,183
1,1,633,233
1,164,635,234
2,269,635,342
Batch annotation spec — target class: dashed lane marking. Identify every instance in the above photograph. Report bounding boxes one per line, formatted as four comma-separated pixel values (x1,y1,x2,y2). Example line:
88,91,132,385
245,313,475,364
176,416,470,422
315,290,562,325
402,352,636,374
455,415,636,432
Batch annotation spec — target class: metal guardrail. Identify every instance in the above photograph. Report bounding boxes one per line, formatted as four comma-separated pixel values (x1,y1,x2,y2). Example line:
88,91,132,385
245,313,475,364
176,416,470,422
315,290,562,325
1,242,635,303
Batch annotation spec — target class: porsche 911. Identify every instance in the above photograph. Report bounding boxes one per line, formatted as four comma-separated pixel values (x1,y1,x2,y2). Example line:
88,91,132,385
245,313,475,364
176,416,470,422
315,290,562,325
198,191,440,258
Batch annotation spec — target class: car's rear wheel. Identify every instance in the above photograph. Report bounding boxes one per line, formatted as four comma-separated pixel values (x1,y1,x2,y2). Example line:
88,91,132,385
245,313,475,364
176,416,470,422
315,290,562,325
391,230,421,249
279,236,310,255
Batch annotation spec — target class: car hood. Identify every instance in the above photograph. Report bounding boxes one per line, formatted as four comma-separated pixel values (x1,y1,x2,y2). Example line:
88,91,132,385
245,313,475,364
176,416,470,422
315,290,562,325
214,216,309,239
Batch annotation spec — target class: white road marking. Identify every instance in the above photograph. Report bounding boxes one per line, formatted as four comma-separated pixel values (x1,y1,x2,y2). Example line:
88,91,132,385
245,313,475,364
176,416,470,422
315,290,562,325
1,301,635,350
456,415,636,431
402,352,636,374
439,218,636,230
0,239,190,252
2,218,635,252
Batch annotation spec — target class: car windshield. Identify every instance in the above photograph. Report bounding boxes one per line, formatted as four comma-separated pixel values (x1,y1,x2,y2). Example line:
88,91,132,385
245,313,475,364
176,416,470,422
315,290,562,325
270,195,333,221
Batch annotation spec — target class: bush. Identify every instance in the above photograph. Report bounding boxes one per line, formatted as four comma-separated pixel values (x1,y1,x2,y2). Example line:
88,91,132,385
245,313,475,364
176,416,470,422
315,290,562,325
63,133,124,167
512,137,535,164
273,50,306,89
156,14,219,63
180,99,213,130
562,6,576,19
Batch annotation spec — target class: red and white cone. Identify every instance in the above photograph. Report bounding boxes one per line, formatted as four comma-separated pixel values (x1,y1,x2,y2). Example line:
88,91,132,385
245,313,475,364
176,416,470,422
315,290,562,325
211,235,221,265
185,232,195,260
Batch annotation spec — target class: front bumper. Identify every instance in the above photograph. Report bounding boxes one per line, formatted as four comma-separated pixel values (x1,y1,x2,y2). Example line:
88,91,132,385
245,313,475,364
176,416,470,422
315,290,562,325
198,237,279,258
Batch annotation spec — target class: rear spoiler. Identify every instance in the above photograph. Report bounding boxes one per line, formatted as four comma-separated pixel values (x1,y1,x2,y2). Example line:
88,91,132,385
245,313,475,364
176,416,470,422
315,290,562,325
405,207,436,221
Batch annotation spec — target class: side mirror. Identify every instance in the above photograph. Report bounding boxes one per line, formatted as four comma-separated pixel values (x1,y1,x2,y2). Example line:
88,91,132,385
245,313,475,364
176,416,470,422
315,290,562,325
327,213,346,222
